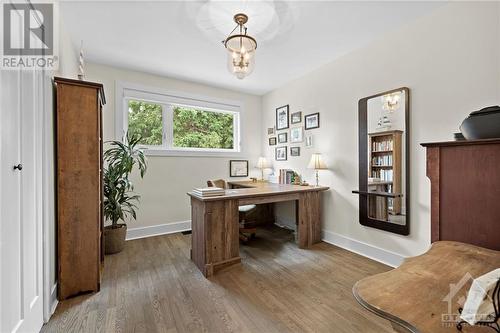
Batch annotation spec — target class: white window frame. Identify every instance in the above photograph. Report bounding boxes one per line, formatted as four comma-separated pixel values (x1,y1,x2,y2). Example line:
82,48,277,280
116,81,243,157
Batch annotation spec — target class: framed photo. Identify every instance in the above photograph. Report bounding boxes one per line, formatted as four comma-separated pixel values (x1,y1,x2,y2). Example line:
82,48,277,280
269,137,277,146
275,146,287,161
276,105,289,130
291,111,302,124
305,112,320,130
290,127,303,143
267,127,275,135
229,160,248,177
290,147,300,157
305,135,314,148
278,132,288,143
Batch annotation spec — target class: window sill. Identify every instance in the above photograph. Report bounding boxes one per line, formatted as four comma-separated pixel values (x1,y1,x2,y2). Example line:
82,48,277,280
143,148,242,158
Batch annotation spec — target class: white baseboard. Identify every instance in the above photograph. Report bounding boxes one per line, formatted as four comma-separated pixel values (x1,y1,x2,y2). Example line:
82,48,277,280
50,283,58,317
126,221,192,241
322,230,405,268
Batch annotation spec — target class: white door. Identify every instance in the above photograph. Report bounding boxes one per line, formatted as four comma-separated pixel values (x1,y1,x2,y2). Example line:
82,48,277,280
0,61,44,333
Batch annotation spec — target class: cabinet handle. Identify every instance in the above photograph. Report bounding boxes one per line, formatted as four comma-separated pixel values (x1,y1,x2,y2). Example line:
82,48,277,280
13,163,23,171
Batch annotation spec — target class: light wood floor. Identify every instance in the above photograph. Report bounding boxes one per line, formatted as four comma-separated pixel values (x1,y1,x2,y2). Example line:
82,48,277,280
42,226,393,333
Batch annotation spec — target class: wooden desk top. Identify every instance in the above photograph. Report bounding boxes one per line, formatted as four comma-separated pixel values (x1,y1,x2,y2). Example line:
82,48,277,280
353,241,500,333
188,181,329,202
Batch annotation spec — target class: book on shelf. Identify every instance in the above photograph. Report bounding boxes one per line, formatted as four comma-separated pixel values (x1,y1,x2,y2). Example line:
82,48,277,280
371,169,393,181
371,155,393,166
192,187,225,197
372,140,393,152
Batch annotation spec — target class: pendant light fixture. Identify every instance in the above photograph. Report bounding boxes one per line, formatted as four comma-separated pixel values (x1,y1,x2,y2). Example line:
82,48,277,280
223,13,257,80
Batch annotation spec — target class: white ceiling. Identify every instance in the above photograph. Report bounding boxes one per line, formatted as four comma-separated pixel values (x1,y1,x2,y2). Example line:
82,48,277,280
60,1,444,95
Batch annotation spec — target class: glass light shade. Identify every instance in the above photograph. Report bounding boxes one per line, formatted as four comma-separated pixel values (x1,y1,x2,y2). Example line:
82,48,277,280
225,34,257,79
307,153,327,170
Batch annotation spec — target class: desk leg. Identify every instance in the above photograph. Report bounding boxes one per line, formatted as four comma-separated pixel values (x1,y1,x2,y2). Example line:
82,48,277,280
297,191,322,248
191,198,241,277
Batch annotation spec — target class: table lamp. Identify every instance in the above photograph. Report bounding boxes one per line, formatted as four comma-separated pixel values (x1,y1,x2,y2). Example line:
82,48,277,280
257,157,271,181
307,153,328,186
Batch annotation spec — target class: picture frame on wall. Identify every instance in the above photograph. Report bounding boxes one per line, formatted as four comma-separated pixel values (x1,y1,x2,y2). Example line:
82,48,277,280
291,111,302,124
275,146,287,161
229,160,249,177
269,137,277,146
276,105,289,130
290,127,303,143
290,147,300,157
305,112,320,130
305,134,314,148
278,132,288,143
267,127,275,135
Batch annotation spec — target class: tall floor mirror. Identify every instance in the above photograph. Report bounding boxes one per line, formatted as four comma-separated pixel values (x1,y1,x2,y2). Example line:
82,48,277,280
353,87,410,235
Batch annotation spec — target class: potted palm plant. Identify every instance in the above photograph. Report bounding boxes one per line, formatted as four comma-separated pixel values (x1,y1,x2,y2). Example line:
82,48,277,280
103,134,147,254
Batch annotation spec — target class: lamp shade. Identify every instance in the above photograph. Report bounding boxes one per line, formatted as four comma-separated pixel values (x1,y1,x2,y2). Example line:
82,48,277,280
257,157,271,169
307,153,327,170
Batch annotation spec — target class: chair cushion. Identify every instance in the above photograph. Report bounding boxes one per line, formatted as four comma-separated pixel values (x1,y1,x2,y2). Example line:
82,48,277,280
238,204,256,213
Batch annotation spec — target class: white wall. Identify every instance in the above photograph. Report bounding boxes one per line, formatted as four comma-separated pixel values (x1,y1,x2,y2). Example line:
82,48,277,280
262,2,500,262
85,63,262,232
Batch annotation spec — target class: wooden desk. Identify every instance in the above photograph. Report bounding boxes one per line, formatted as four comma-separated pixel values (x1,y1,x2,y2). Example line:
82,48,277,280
353,241,500,333
187,181,329,277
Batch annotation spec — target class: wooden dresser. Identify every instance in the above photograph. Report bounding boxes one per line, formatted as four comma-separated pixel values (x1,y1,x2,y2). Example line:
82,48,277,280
55,77,106,300
421,139,500,251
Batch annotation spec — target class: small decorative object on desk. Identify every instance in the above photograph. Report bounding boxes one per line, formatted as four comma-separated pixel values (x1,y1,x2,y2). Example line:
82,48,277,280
78,40,85,80
292,173,301,185
250,177,257,182
457,269,500,332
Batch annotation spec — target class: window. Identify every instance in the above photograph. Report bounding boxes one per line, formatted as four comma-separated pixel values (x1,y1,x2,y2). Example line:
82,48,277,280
127,100,164,146
118,83,241,156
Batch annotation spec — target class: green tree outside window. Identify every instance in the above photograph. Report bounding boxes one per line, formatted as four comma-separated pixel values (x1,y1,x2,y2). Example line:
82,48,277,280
173,106,234,149
127,100,163,146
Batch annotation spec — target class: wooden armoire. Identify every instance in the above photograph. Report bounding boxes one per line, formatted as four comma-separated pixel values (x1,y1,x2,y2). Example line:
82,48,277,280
55,77,106,300
422,139,500,251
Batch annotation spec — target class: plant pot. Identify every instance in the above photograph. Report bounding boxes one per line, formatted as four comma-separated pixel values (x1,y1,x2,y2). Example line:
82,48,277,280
104,224,127,255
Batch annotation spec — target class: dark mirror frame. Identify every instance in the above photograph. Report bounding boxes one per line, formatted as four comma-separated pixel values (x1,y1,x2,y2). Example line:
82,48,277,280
354,87,410,235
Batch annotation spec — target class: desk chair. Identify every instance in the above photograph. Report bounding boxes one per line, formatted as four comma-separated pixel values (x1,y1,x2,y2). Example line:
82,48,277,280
207,179,257,242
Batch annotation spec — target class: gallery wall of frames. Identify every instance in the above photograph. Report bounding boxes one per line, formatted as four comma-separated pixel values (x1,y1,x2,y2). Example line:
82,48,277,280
269,104,319,161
